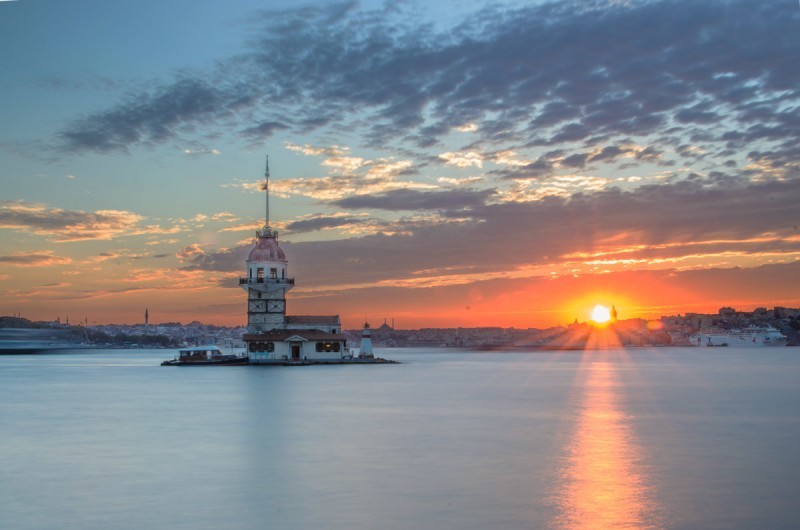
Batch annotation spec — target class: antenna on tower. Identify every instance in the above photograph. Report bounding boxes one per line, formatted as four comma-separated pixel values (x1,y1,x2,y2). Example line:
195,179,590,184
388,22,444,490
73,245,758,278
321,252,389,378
264,155,270,228
256,155,278,238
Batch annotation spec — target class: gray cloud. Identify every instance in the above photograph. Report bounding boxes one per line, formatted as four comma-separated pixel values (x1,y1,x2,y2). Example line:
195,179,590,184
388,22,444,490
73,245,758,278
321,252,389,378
241,120,290,142
331,188,495,212
0,251,71,266
178,244,248,273
284,215,371,233
58,78,229,153
491,156,557,180
52,0,800,174
0,201,149,241
0,201,114,231
561,153,589,168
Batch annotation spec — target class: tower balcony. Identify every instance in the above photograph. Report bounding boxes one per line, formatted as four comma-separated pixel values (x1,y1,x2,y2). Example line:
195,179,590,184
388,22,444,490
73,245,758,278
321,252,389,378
239,277,295,286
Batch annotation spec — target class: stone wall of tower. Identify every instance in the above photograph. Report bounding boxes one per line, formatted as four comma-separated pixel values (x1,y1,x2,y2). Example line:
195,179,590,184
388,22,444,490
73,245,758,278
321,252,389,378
248,311,285,330
242,275,292,332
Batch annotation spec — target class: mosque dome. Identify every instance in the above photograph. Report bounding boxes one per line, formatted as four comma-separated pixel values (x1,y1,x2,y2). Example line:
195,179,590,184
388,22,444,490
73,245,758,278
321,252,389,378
247,235,286,262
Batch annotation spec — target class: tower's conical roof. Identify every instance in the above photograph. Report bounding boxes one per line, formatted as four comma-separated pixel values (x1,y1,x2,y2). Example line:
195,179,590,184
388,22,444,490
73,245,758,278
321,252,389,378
247,234,286,262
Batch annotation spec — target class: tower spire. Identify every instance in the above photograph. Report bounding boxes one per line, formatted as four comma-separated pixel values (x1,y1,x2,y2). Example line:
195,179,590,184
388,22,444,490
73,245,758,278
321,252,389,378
256,155,278,238
264,155,270,228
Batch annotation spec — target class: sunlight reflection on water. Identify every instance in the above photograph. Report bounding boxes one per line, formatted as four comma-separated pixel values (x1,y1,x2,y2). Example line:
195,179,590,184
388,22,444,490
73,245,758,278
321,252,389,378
550,359,662,529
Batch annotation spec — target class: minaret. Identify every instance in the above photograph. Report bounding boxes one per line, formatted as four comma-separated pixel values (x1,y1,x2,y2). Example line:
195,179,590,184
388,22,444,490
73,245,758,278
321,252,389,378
611,305,618,323
359,321,374,358
145,307,149,326
240,156,294,332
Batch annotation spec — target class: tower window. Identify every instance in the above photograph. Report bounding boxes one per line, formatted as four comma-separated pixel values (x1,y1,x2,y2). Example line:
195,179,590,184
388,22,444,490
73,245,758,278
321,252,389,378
270,268,277,279
257,268,264,282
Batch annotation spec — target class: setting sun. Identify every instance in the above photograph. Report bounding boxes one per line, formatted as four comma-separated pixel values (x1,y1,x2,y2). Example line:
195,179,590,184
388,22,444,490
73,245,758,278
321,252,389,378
591,305,611,324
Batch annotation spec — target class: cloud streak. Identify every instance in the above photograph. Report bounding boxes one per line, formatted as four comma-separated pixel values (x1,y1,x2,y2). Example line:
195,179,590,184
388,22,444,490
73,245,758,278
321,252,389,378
225,143,431,201
332,188,495,212
0,250,72,267
181,175,800,292
0,201,179,242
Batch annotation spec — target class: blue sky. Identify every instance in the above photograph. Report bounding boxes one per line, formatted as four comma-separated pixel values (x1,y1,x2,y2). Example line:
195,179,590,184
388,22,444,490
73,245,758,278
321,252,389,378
1,0,799,327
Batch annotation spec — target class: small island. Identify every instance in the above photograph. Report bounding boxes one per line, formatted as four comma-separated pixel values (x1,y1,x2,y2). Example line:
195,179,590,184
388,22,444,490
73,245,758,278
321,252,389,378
162,157,398,366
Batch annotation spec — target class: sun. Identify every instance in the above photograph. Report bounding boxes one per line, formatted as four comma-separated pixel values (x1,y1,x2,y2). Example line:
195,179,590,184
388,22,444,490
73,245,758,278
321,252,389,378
591,304,611,324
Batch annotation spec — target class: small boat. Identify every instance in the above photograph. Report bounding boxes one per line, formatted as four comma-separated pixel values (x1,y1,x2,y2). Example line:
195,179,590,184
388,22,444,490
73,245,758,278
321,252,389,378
161,345,248,366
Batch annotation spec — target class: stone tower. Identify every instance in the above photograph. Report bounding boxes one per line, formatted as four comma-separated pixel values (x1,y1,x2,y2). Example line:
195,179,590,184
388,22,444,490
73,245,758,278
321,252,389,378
239,156,294,332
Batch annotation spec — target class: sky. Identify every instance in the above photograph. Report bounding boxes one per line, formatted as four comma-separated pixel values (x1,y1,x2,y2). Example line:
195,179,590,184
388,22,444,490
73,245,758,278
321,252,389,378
1,0,799,329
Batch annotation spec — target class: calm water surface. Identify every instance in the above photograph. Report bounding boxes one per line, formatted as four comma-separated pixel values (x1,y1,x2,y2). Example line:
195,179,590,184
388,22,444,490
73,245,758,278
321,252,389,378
1,348,799,529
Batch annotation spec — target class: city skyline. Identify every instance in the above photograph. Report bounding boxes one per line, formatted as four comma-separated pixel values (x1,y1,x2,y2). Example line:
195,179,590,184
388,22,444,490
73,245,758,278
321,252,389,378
1,0,799,328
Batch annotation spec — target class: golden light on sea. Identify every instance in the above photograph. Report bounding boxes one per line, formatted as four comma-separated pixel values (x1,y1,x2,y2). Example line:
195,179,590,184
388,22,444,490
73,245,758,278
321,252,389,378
549,358,662,529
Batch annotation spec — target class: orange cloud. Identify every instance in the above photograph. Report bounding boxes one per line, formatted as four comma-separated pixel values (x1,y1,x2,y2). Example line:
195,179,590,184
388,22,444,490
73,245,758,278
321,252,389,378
0,201,181,242
176,243,206,261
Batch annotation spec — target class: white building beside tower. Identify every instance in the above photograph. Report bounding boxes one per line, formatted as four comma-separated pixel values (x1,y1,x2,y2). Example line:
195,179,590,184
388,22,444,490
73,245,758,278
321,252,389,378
240,157,347,363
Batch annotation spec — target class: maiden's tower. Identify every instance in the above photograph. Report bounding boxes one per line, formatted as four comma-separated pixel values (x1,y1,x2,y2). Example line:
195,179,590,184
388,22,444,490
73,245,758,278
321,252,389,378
239,157,352,363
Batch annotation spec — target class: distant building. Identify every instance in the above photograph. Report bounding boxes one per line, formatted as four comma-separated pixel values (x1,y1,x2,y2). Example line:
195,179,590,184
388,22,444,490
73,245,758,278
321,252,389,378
240,157,347,363
775,307,800,319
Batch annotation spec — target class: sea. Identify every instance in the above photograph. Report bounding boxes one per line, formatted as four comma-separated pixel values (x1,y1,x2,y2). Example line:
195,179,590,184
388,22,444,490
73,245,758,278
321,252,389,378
1,347,798,530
